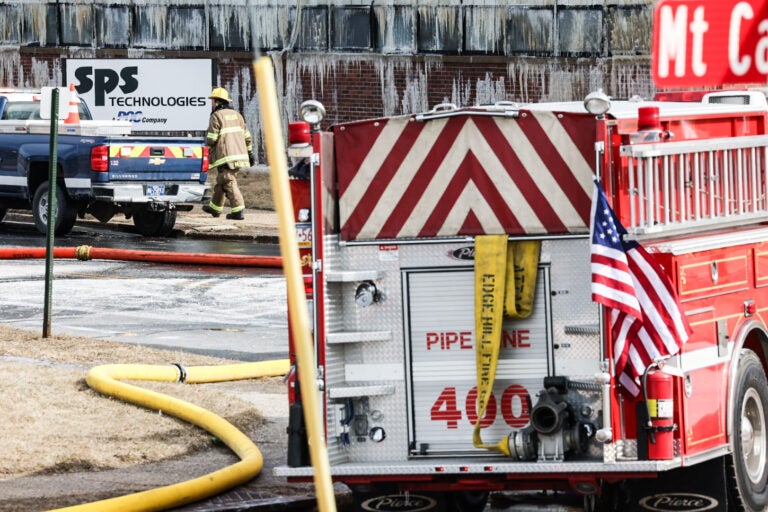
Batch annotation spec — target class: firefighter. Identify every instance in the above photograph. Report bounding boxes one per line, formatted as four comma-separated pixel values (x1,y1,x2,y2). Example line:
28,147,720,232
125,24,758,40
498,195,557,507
202,86,255,220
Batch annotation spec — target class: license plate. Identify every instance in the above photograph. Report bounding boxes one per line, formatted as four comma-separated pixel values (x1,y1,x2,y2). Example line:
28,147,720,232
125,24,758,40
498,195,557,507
146,185,165,196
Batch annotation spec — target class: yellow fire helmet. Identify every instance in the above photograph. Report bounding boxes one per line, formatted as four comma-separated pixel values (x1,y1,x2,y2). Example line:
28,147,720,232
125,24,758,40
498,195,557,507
209,87,231,103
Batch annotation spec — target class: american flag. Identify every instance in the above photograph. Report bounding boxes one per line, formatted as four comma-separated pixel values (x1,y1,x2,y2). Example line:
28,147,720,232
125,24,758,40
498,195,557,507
590,180,691,395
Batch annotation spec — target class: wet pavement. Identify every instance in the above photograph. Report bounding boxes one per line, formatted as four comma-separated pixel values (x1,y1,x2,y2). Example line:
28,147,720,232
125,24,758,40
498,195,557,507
0,207,333,512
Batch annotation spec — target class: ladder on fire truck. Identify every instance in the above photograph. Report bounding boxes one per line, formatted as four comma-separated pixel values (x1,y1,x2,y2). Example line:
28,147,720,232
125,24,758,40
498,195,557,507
620,135,768,237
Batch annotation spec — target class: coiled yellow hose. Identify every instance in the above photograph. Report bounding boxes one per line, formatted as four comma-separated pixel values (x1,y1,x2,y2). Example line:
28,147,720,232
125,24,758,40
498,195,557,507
47,359,289,512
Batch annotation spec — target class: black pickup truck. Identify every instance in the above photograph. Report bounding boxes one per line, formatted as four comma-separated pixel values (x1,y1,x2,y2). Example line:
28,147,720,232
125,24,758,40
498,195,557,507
0,89,209,236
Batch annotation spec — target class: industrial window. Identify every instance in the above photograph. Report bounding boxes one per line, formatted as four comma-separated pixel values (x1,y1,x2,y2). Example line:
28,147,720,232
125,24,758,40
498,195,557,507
417,5,461,53
464,6,504,55
0,5,21,44
296,6,327,51
21,3,57,46
94,5,131,48
168,7,206,49
373,4,414,54
132,5,167,48
558,8,602,55
210,4,250,50
505,7,553,55
331,6,371,51
251,5,291,51
606,6,651,56
59,3,94,46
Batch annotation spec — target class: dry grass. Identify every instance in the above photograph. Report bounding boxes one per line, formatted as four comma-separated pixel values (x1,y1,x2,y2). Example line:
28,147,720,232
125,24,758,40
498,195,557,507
0,325,282,478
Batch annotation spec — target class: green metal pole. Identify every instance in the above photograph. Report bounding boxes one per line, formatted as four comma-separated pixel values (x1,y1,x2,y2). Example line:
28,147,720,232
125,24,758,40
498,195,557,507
42,88,59,338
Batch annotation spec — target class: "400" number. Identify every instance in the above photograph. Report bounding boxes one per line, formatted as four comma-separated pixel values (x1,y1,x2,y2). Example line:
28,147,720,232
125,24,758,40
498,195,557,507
430,385,530,429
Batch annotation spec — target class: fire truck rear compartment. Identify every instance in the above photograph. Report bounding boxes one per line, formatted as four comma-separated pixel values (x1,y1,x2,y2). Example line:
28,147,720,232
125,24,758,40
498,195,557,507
289,236,659,474
276,98,768,509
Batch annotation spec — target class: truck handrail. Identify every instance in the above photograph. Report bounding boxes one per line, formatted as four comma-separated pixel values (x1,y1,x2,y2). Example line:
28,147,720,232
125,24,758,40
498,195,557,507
620,135,768,237
415,103,520,121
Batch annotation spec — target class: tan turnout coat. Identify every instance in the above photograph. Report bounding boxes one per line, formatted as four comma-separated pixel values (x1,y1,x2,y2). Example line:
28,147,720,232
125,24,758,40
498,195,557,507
206,107,253,170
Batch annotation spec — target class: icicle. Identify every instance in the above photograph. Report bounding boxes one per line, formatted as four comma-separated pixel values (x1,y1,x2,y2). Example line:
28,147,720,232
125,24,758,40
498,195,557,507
0,48,20,86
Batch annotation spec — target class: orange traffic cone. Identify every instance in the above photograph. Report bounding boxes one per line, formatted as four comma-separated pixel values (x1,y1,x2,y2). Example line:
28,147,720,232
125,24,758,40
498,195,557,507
64,83,80,124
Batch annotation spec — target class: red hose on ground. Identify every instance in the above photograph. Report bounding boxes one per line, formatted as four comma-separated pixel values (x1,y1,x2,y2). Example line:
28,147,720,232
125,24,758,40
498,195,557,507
0,246,283,268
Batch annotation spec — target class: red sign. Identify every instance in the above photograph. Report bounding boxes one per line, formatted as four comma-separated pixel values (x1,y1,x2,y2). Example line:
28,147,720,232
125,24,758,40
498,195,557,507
652,0,768,87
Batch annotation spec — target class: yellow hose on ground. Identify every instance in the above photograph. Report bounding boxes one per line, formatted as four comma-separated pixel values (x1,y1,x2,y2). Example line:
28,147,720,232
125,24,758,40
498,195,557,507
253,55,337,512
47,359,289,512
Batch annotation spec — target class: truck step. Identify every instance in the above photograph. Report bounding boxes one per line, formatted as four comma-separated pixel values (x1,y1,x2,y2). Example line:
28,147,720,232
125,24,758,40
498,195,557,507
325,270,385,282
328,384,395,399
327,331,392,344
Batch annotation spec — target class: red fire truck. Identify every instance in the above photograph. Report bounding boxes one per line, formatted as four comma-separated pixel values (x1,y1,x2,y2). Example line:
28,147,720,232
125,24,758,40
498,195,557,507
275,90,768,512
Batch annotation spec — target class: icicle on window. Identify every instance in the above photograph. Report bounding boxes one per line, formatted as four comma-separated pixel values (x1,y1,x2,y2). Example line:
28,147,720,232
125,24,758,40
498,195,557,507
417,5,460,53
373,4,414,54
297,6,328,51
331,6,371,51
210,4,249,50
59,3,94,46
558,8,602,56
95,5,131,48
168,7,206,50
0,5,21,44
22,3,56,47
464,5,504,55
505,7,553,55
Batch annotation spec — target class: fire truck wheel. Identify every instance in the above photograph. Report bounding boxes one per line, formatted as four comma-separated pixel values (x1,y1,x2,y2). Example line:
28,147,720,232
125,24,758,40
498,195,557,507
727,348,768,511
32,182,77,236
444,490,489,512
132,208,177,237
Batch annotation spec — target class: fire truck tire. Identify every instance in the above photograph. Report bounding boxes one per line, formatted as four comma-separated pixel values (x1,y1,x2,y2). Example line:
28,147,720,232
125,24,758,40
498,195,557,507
444,490,490,512
727,348,768,511
133,208,177,237
32,182,77,236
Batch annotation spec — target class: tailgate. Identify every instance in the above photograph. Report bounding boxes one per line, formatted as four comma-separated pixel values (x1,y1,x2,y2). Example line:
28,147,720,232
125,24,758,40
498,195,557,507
106,139,207,182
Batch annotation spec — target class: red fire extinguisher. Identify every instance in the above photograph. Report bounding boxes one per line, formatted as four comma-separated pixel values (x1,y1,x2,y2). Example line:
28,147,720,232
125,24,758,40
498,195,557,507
643,366,677,460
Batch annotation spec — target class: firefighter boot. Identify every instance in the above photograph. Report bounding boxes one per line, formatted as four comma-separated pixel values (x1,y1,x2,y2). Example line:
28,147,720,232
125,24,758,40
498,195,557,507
202,204,220,218
226,210,245,220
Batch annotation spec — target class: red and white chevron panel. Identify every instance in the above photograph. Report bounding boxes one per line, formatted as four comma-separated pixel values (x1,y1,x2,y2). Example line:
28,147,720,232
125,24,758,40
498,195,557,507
335,110,597,241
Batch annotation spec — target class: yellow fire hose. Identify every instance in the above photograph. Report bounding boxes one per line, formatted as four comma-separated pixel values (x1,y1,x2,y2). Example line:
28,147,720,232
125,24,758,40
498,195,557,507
254,55,337,512
43,55,334,512
47,359,289,512
473,235,540,455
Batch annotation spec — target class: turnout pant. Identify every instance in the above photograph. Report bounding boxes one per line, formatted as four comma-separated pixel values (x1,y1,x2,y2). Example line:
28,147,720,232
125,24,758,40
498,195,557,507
210,168,245,213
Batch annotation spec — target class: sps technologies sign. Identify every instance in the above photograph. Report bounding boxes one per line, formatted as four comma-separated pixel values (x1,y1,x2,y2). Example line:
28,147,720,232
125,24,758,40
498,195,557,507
66,59,212,132
652,0,768,87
